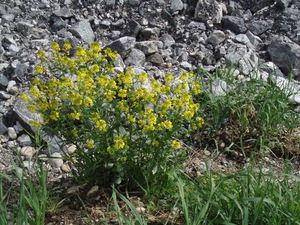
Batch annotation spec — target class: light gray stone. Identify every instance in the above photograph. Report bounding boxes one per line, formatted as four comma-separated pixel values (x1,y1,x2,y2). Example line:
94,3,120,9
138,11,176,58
206,30,226,46
194,0,223,25
135,41,163,55
49,152,63,168
124,48,146,67
69,20,95,44
7,127,17,139
20,146,36,156
105,36,136,58
170,0,184,12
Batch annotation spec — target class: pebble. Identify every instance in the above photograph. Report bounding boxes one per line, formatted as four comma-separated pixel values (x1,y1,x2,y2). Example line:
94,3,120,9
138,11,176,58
20,146,36,156
7,127,17,139
87,185,99,197
48,152,63,168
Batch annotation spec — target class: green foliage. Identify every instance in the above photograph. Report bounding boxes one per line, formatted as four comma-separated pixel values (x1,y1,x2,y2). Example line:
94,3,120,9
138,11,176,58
20,41,204,186
174,166,300,225
194,68,299,156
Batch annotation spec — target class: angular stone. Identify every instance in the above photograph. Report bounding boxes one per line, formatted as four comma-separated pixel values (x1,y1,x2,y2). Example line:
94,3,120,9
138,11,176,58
87,185,99,197
104,36,136,58
147,53,164,66
194,0,223,25
171,0,184,12
135,41,163,55
17,134,32,147
15,21,34,36
53,7,73,18
69,20,95,44
267,35,300,79
124,48,146,67
128,0,140,6
222,16,247,34
206,30,226,46
122,20,141,37
246,19,274,36
161,34,175,48
49,152,63,168
211,79,228,96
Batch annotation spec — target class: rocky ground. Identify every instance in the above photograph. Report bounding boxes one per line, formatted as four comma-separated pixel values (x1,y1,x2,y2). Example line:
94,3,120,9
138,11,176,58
1,0,300,224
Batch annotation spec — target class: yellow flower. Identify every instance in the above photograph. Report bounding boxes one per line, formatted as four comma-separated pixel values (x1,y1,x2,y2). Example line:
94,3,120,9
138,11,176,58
63,40,72,51
127,115,136,123
171,140,181,149
196,117,204,127
118,89,127,98
30,120,43,127
83,97,93,107
113,137,125,150
90,64,100,74
86,139,95,148
165,73,174,83
95,119,107,131
137,72,148,82
183,110,194,120
159,120,173,129
69,112,80,120
51,42,60,52
19,93,31,103
35,65,46,74
49,111,59,121
90,42,101,52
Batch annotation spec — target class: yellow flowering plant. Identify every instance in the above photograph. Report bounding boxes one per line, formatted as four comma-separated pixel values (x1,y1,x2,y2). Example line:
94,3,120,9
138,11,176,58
20,41,204,186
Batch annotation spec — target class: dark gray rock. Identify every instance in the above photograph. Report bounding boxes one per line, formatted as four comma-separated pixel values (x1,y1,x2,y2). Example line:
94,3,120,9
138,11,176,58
147,53,164,66
276,0,292,9
128,0,141,6
246,19,274,36
15,21,34,36
104,36,136,58
122,20,141,37
0,74,8,90
69,20,95,44
267,35,300,79
0,119,7,135
222,16,247,34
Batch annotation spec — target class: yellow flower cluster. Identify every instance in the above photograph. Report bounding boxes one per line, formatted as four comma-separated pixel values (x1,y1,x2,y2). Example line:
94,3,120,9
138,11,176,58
20,41,204,176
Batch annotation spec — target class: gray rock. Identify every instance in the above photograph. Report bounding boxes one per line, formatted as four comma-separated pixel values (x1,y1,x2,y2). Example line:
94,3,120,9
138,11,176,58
161,34,175,48
246,19,274,36
128,0,140,6
171,0,184,13
0,74,8,90
194,0,223,25
147,53,164,66
1,14,15,24
122,20,141,37
20,146,36,156
17,134,32,147
15,21,34,36
104,36,136,58
124,48,146,67
69,20,95,44
51,18,67,32
245,31,262,50
52,7,73,18
13,98,43,133
222,16,247,34
141,28,160,38
0,91,11,100
211,79,228,96
14,63,28,80
48,152,63,168
106,0,116,7
276,0,292,9
206,30,226,46
0,120,7,135
135,41,162,55
267,35,300,79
